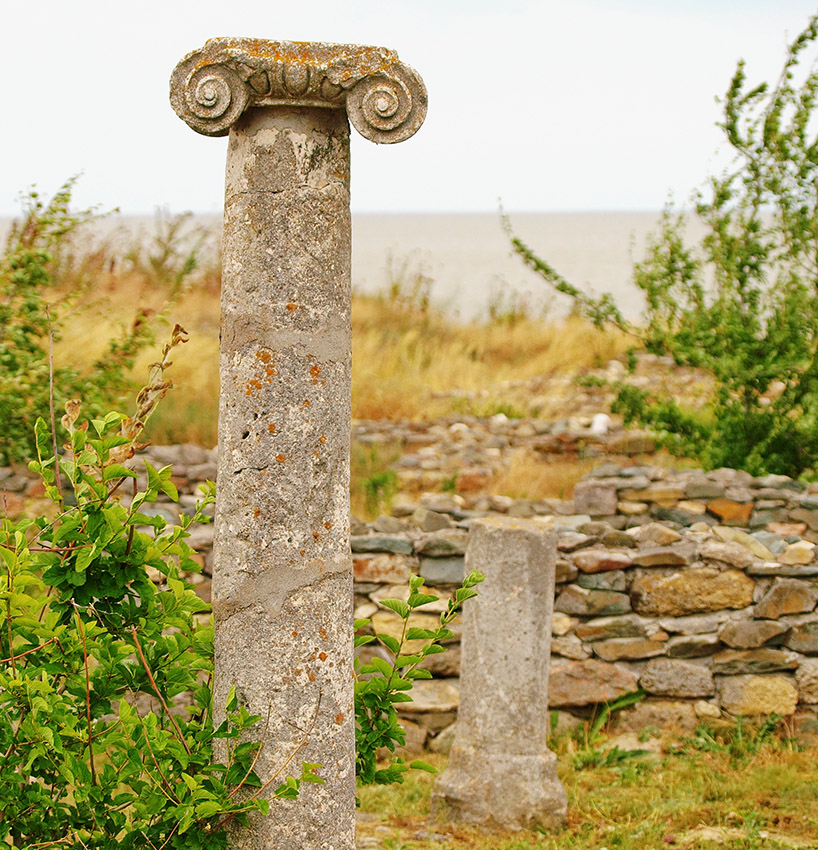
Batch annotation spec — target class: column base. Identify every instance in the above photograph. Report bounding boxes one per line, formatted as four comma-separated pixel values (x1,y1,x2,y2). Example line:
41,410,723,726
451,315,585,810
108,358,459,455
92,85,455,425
429,746,567,831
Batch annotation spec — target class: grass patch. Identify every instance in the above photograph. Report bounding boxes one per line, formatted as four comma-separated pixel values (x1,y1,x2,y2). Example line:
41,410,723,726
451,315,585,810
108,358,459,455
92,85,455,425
357,732,818,849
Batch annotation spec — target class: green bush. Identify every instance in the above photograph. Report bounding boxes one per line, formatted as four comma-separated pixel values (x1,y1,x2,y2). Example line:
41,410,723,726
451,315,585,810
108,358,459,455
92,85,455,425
0,180,155,467
508,13,818,477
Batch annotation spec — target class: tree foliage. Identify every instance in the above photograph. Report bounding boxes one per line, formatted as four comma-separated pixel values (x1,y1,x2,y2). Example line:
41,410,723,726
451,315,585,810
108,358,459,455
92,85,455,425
508,13,818,477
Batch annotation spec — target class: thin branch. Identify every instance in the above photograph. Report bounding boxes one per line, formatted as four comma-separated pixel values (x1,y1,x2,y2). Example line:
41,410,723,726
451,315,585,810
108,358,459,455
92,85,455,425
73,604,96,785
44,305,63,499
130,625,191,755
0,636,58,666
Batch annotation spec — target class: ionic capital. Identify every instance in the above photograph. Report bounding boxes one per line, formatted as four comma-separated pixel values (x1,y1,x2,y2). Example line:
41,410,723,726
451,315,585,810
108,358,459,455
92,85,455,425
169,38,427,144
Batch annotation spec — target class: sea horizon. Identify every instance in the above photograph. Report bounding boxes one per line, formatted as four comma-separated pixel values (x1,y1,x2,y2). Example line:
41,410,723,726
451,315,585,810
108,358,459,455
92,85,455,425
0,210,707,321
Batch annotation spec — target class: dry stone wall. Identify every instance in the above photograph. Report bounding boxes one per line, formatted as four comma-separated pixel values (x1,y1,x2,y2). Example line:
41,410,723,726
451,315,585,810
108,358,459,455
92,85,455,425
6,441,818,748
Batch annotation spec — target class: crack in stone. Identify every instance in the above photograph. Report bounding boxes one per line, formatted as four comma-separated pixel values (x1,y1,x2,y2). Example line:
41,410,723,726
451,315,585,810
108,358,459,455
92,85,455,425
233,465,270,474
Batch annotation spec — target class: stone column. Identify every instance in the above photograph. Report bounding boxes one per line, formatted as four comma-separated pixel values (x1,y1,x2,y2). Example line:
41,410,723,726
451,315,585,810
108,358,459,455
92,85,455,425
431,517,567,831
169,40,426,850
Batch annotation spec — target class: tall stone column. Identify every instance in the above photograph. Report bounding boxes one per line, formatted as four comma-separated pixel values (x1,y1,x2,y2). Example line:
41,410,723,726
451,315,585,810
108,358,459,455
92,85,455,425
169,40,426,850
430,517,567,830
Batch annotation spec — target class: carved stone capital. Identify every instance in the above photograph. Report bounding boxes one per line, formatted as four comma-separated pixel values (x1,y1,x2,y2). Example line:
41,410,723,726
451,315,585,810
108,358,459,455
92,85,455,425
169,38,427,144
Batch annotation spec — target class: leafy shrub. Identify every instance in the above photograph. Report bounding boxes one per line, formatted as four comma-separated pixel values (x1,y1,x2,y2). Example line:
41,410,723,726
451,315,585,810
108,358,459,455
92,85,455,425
508,13,818,477
0,180,156,467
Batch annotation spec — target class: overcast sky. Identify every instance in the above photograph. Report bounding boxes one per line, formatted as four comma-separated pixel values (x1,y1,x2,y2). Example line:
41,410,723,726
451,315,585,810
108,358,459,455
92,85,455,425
2,1,817,214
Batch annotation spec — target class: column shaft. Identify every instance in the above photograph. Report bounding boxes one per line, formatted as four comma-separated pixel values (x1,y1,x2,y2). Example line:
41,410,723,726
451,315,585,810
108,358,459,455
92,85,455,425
431,517,567,830
212,105,354,850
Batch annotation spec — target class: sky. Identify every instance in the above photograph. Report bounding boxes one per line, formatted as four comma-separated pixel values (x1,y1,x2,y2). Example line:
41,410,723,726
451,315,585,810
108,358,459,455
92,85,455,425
2,1,818,215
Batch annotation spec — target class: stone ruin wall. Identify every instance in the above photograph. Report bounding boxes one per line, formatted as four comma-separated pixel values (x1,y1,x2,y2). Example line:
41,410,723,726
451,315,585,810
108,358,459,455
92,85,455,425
6,437,818,749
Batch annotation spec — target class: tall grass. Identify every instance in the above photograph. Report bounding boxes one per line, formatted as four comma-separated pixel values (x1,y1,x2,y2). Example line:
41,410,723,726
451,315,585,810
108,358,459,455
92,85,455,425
43,219,630,449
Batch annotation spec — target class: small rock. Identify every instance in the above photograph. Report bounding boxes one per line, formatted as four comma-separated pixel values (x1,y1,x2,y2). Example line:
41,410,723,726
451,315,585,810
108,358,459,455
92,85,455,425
719,619,789,649
713,526,776,559
419,556,465,585
410,507,455,531
572,549,633,574
429,722,458,755
397,679,460,713
414,529,469,557
640,658,714,698
549,659,639,707
719,675,799,716
554,585,632,617
627,522,682,546
573,480,617,516
557,531,594,552
351,535,414,555
659,611,732,635
711,648,799,675
551,635,591,660
786,621,818,654
632,543,696,567
694,700,722,718
632,568,755,617
576,614,647,642
618,500,649,515
665,634,722,658
612,699,699,734
780,540,816,565
755,578,818,619
795,659,818,704
555,559,578,583
593,637,666,661
552,612,579,636
768,521,808,537
699,540,754,570
353,553,416,583
577,570,628,592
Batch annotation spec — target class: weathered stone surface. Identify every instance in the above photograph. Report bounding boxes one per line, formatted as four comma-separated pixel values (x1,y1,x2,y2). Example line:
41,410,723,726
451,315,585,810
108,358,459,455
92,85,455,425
410,507,455,531
786,621,818,654
627,522,682,546
711,648,799,675
632,544,695,567
686,478,725,500
576,614,647,641
768,521,808,537
352,534,414,555
747,562,818,577
665,633,722,658
551,635,591,659
552,612,579,636
593,637,666,661
795,659,818,704
557,531,594,552
397,678,460,713
429,722,458,755
420,643,461,677
373,515,411,534
713,526,776,559
577,570,628,592
719,675,799,715
790,507,818,531
632,568,755,617
353,553,415,583
572,549,633,573
699,540,754,570
719,619,789,649
549,659,639,707
195,93,367,849
640,659,715,698
754,579,818,619
419,556,465,584
555,585,632,616
659,611,732,634
414,528,469,557
555,559,578,583
620,484,685,505
780,540,816,565
618,500,649,515
611,699,699,734
573,480,617,516
432,517,566,829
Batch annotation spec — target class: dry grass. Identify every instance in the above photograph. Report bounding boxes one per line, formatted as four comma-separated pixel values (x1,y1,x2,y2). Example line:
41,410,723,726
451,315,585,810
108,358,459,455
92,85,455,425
490,452,598,501
47,247,631,448
357,731,818,850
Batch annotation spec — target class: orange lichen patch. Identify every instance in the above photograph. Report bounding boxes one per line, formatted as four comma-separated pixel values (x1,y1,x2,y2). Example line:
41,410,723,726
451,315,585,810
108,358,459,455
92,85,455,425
318,652,328,662
310,365,321,379
334,713,345,725
313,450,320,458
300,549,306,557
308,671,316,682
319,627,328,640
303,399,311,407
292,631,298,637
256,351,272,363
253,508,261,518
265,366,276,377
312,531,321,541
286,303,298,312
276,454,287,463
268,423,277,433
324,522,333,530
319,435,327,444
245,379,263,395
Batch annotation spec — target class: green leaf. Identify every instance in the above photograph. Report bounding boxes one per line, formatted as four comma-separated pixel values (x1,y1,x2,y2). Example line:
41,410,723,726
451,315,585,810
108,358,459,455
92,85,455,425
379,598,411,618
409,760,437,773
102,464,137,482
